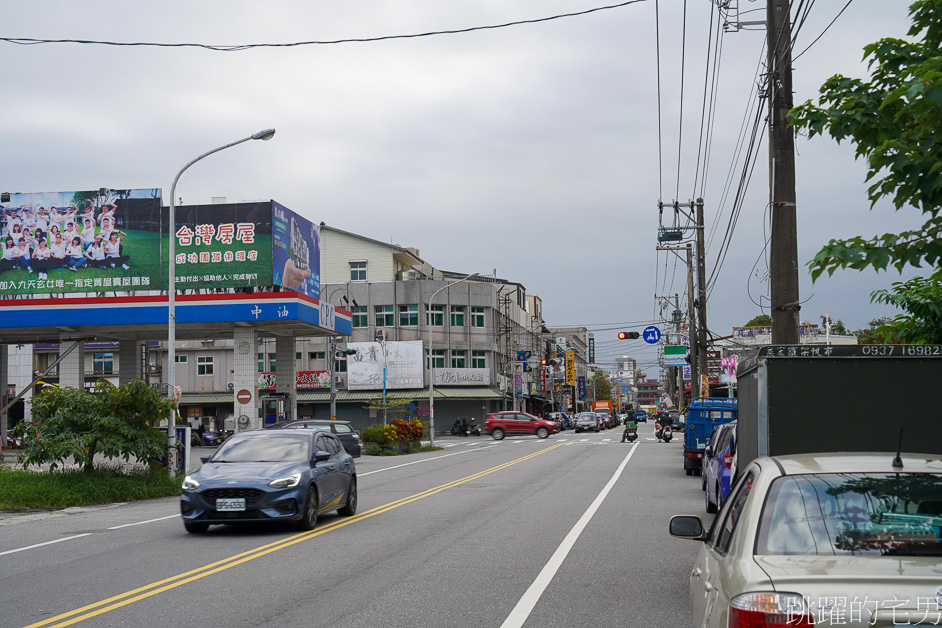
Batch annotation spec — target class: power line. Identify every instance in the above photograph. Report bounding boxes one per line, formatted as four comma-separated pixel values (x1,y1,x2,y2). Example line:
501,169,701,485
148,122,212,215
0,1,648,51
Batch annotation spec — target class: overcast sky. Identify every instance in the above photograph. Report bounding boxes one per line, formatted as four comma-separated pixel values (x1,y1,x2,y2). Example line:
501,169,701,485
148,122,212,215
1,1,923,370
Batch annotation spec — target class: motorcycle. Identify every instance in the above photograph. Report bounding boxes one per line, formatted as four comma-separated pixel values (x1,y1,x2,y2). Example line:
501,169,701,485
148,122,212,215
622,426,637,443
655,424,673,443
467,422,482,437
451,420,464,436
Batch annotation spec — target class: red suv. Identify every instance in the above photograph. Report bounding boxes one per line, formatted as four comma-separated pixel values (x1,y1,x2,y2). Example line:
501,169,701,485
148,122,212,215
484,411,560,440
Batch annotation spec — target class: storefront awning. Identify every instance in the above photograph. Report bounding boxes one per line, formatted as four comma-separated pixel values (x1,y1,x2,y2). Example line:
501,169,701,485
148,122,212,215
178,393,234,405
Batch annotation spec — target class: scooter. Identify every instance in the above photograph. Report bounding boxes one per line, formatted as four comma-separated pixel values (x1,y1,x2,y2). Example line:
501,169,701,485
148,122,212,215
656,424,673,442
622,426,637,443
467,422,482,437
451,420,464,436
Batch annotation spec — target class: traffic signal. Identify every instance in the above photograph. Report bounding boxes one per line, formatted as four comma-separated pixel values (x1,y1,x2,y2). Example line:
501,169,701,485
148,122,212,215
336,348,356,358
617,331,640,340
541,358,560,366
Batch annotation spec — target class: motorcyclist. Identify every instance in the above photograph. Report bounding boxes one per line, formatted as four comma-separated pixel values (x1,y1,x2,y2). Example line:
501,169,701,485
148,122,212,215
621,419,637,443
656,411,672,440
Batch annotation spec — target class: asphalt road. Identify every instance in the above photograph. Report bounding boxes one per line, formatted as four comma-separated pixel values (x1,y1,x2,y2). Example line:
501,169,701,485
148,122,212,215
0,422,713,628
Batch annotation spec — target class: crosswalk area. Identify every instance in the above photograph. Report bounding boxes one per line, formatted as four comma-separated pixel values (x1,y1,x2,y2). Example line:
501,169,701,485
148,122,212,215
437,437,633,448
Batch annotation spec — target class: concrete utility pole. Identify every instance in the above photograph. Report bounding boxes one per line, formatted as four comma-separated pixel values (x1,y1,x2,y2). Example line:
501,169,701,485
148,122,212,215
685,243,697,405
695,197,708,395
767,0,800,344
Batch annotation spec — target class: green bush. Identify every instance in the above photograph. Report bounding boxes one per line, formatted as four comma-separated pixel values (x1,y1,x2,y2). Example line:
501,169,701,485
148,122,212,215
364,444,395,456
361,424,390,447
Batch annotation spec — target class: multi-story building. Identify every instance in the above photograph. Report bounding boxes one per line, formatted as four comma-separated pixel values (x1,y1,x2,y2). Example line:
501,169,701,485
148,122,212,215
170,224,551,433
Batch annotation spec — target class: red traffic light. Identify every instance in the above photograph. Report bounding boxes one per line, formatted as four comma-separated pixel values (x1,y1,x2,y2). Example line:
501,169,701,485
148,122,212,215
617,331,641,340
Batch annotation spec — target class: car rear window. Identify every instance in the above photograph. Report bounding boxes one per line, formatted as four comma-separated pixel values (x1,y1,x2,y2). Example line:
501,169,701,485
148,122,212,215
333,424,353,434
756,473,942,557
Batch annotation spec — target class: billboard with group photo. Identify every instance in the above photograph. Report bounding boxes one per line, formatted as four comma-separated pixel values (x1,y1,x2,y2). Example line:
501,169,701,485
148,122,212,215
0,188,162,295
0,190,320,298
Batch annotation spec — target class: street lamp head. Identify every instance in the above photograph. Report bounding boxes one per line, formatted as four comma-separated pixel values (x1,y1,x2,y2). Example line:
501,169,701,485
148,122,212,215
466,272,480,279
252,128,276,141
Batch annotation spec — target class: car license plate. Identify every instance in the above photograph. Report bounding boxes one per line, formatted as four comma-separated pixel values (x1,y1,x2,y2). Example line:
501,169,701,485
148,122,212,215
216,498,245,511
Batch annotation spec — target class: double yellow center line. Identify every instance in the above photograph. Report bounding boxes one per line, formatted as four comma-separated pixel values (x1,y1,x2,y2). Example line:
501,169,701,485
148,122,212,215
27,442,566,628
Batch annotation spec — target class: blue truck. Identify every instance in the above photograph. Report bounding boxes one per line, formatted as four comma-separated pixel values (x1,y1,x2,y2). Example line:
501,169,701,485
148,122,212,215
683,398,737,475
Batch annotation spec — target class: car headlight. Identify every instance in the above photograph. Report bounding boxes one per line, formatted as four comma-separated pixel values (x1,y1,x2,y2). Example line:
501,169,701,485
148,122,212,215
268,473,302,489
182,476,200,490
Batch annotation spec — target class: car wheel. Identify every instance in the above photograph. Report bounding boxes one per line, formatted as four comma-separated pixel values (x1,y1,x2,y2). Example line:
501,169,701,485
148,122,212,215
595,427,600,433
297,485,319,531
701,472,707,490
492,428,505,441
184,521,209,534
705,483,717,514
536,427,549,439
338,478,358,516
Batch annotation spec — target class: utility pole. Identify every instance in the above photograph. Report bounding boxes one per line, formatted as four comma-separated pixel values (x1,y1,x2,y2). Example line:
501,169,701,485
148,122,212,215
767,0,800,344
686,243,697,406
695,197,708,396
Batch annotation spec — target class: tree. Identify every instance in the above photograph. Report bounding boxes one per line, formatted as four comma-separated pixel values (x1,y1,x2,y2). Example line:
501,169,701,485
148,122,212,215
790,0,942,343
818,315,849,336
870,276,942,342
17,379,174,474
854,316,897,344
744,314,772,327
588,368,612,400
790,0,942,280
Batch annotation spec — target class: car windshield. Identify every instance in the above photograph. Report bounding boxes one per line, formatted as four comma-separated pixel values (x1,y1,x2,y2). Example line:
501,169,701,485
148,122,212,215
212,434,310,463
756,473,942,557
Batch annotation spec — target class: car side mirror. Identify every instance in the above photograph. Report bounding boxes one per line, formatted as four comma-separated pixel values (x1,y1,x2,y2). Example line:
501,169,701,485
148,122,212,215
669,515,708,541
704,446,712,457
200,454,211,464
313,451,331,463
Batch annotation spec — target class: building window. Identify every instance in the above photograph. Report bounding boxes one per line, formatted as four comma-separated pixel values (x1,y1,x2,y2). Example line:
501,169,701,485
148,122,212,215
352,306,368,328
174,355,188,363
399,304,419,326
309,351,326,361
471,307,485,328
451,306,465,327
451,350,466,368
428,349,445,369
350,261,367,281
269,355,277,371
472,350,486,368
93,353,113,374
426,304,444,326
375,305,394,327
258,352,264,372
197,356,214,376
336,359,347,373
296,352,302,360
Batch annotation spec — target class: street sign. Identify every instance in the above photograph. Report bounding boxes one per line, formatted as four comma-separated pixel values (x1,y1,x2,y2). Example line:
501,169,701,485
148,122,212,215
517,350,531,361
664,345,688,366
643,326,661,344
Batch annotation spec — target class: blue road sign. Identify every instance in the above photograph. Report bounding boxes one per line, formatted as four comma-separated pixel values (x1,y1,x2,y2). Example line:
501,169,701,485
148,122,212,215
643,326,661,344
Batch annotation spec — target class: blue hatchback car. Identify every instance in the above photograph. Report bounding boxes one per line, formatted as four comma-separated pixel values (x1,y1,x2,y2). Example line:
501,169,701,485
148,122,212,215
703,420,736,514
180,429,357,533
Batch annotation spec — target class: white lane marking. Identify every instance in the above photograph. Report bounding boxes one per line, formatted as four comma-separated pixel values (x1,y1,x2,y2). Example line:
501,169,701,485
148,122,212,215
501,443,639,628
0,533,93,556
602,439,612,442
359,444,500,476
107,515,178,530
579,438,589,442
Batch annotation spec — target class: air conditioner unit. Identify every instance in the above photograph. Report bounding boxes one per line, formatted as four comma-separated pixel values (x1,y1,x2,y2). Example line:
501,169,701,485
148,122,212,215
334,376,343,385
227,382,234,390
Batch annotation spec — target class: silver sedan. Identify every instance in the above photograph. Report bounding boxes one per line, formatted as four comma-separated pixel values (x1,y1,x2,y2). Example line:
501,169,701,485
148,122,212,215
670,452,942,627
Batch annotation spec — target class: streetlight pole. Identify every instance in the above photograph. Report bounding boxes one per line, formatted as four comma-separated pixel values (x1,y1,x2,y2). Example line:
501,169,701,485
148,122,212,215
166,128,275,476
427,272,479,447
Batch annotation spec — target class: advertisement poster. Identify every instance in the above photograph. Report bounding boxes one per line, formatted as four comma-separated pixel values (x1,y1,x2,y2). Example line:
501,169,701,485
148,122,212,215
0,191,287,295
170,201,273,289
433,368,489,386
258,371,331,390
271,201,320,298
0,188,161,296
347,341,423,390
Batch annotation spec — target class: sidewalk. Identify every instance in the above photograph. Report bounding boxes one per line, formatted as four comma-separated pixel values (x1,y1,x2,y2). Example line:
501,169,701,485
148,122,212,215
1,447,203,474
